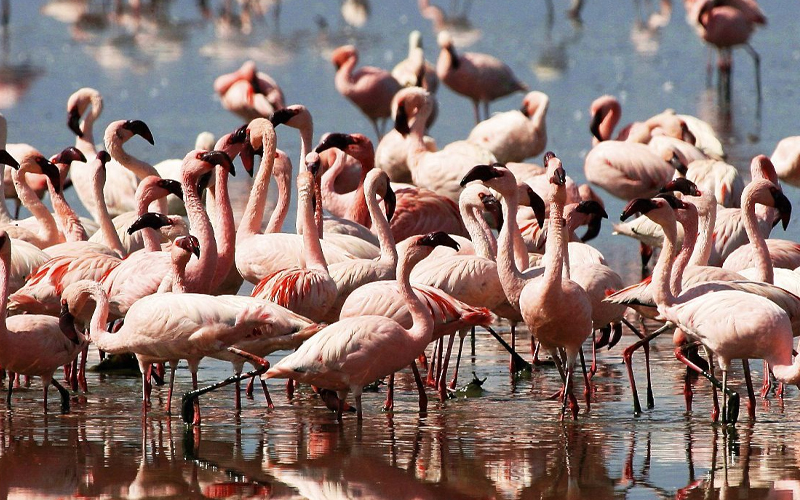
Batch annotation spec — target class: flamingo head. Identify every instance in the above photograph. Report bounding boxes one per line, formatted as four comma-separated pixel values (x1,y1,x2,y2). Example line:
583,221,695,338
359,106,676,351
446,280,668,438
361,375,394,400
61,280,105,330
0,149,19,170
314,133,373,163
662,150,688,175
478,190,503,230
520,91,549,118
270,105,308,129
573,199,608,242
621,197,674,222
383,181,396,222
199,149,235,177
96,151,111,166
156,179,184,200
331,45,357,69
545,152,566,186
222,124,254,177
305,152,322,176
589,95,620,142
418,231,460,252
175,234,201,258
121,119,155,145
30,155,62,194
127,212,174,235
751,155,780,186
660,178,702,197
67,106,83,137
58,300,82,345
523,185,546,229
51,147,87,166
771,188,792,230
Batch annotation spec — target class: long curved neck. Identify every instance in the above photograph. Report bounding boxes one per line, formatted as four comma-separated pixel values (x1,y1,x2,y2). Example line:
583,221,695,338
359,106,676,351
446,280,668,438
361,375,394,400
320,150,350,219
171,256,189,293
107,137,158,181
48,176,87,242
689,194,716,267
238,134,276,239
87,290,125,353
366,183,397,267
298,120,313,167
399,252,434,344
673,211,698,294
0,247,8,327
77,99,101,157
210,164,234,291
334,57,358,92
136,190,162,253
743,190,773,284
183,172,217,292
266,153,291,234
345,172,370,228
299,184,328,272
497,190,527,306
13,170,61,245
652,216,678,308
460,201,493,260
93,170,125,256
543,194,565,286
598,103,621,141
406,104,432,170
0,120,11,223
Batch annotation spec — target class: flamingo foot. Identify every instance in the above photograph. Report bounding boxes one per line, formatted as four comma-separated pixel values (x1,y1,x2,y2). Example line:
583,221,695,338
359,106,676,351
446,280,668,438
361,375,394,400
246,376,255,400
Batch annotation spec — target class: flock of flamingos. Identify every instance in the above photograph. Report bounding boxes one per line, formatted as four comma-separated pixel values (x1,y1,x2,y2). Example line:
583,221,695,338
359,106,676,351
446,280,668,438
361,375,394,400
0,0,796,429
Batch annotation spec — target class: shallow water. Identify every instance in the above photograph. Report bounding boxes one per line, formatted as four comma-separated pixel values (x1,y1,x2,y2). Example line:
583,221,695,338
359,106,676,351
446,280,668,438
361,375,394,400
2,0,800,498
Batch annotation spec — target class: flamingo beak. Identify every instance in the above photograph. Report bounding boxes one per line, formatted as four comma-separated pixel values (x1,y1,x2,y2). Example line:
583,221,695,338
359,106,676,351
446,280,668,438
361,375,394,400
384,183,396,222
581,217,602,242
481,193,504,230
270,107,300,127
575,200,608,219
772,188,792,230
394,103,410,136
551,166,567,186
419,231,460,251
128,212,173,234
668,153,688,175
314,133,357,154
96,151,111,165
52,147,87,165
67,108,83,137
124,120,155,145
0,149,19,169
201,150,235,176
156,179,183,200
527,186,546,229
460,164,502,186
660,178,701,196
621,198,659,221
59,300,81,345
36,156,62,194
589,111,605,142
240,140,256,177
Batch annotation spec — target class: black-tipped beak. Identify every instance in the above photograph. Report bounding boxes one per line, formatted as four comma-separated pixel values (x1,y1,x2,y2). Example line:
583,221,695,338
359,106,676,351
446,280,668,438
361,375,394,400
314,133,356,154
96,151,111,165
306,155,322,176
460,164,502,186
270,107,300,126
36,156,62,194
124,120,155,145
419,231,460,251
589,111,604,142
621,198,659,221
59,300,81,345
655,193,687,210
481,193,503,230
581,217,602,242
575,200,608,219
197,172,212,194
128,212,173,234
178,235,201,258
230,124,248,144
157,179,183,200
394,103,410,136
52,147,87,165
519,104,530,118
201,150,235,176
551,166,567,186
660,177,701,196
772,188,792,230
0,149,19,169
384,183,396,222
669,153,688,175
240,140,256,177
527,186,546,229
67,109,83,138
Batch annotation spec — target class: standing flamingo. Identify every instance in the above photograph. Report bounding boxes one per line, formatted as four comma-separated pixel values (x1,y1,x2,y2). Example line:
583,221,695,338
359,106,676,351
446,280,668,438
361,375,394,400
436,30,528,123
0,230,87,413
331,45,402,139
264,232,459,421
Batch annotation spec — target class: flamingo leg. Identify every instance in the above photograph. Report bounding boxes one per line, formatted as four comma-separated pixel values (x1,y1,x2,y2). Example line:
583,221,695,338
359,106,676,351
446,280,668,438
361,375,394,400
590,330,598,378
234,375,242,411
259,378,274,409
69,357,79,391
579,347,591,411
286,378,295,399
707,349,719,423
471,100,480,124
742,359,756,422
438,333,456,401
622,321,671,415
43,383,48,413
78,345,89,393
191,372,201,427
246,375,255,399
674,343,739,424
51,379,70,414
743,43,761,109
470,326,475,357
354,389,363,421
449,333,467,390
411,361,427,413
426,339,440,388
383,373,394,411
165,361,176,415
484,326,531,372
5,379,11,407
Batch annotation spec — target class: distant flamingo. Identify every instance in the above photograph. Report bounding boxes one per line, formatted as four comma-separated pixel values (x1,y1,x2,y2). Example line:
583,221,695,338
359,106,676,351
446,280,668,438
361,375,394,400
374,92,437,184
435,30,527,123
264,232,460,421
392,30,439,93
213,60,285,121
771,136,800,187
0,230,87,413
467,91,549,164
330,45,402,139
251,166,337,323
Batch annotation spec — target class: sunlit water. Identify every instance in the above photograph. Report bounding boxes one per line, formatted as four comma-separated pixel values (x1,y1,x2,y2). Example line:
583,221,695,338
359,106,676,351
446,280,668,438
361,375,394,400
2,1,800,498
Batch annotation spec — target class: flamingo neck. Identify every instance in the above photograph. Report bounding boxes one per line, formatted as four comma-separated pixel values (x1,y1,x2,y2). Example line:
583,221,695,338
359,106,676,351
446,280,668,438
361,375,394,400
460,199,493,260
334,56,358,92
267,153,291,234
689,194,716,267
299,186,328,273
183,171,217,292
673,209,699,294
48,174,87,243
210,164,234,291
77,97,101,157
136,189,162,253
365,180,397,268
320,150,349,220
238,132,276,239
398,252,434,344
92,170,125,256
107,136,158,181
769,338,800,385
0,120,11,223
345,169,371,228
652,214,678,308
171,257,189,294
13,169,62,246
543,196,565,285
0,247,8,325
87,288,123,354
598,102,621,142
406,102,433,170
298,120,313,167
743,189,773,284
497,189,527,307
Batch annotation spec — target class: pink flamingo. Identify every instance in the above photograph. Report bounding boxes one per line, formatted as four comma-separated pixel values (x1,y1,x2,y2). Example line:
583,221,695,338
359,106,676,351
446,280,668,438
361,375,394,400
214,60,286,122
391,30,439,93
435,30,527,123
623,196,800,425
688,0,764,104
0,230,88,413
264,232,460,421
374,93,438,184
771,136,800,187
100,119,159,218
251,166,337,323
331,45,402,139
466,91,550,164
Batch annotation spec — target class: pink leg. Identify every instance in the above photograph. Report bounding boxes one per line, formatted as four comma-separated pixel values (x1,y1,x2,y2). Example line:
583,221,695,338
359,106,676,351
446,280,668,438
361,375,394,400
383,373,394,411
411,361,427,413
286,378,294,399
246,375,255,399
191,371,200,427
235,377,242,411
449,334,467,390
78,345,89,393
259,379,274,409
426,340,440,388
165,362,176,414
437,333,456,401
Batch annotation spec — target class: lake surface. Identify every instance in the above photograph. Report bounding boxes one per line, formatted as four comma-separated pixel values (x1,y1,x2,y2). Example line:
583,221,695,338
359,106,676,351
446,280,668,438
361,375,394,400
2,0,800,498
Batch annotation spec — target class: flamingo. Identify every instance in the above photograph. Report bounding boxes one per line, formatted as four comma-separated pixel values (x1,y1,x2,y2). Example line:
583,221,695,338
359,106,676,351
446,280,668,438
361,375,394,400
0,230,87,413
622,196,800,425
466,91,550,164
771,136,800,187
588,94,696,146
395,86,495,202
100,119,159,218
213,60,286,121
330,44,402,139
435,30,527,123
324,169,397,322
264,232,460,421
391,30,439,93
374,91,437,184
251,166,336,323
